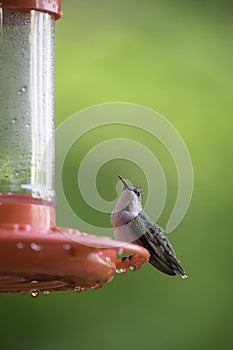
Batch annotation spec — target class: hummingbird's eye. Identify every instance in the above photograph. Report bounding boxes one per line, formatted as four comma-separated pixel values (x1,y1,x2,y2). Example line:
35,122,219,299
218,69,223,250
135,191,141,197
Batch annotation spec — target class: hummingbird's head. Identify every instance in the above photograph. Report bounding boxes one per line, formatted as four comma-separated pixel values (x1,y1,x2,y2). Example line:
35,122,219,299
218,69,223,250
113,176,143,215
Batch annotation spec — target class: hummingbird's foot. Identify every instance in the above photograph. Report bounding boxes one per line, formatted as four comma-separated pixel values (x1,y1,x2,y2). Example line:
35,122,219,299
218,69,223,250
118,255,139,272
121,255,134,263
116,249,149,274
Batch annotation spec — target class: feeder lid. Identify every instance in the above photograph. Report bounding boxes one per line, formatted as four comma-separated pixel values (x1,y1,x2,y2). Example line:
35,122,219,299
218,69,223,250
1,0,63,20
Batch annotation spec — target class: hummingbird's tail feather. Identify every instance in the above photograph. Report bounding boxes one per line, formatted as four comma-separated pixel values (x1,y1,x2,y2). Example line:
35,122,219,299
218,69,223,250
149,255,176,276
143,236,187,278
131,210,187,279
173,263,187,279
139,232,187,278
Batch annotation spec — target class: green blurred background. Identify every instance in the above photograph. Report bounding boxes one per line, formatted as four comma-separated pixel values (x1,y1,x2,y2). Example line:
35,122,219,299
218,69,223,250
1,0,233,349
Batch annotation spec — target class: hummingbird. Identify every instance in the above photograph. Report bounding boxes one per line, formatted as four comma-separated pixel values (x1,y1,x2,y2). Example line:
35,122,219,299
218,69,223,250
111,176,187,279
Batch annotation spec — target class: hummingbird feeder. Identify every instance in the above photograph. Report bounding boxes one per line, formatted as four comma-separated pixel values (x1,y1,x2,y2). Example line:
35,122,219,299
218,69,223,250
0,0,149,296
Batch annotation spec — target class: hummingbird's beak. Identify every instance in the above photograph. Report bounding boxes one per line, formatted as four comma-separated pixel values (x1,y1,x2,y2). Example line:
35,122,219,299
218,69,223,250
118,176,130,190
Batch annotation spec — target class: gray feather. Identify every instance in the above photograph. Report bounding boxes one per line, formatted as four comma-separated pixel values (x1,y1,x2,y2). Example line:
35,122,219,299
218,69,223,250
128,210,187,278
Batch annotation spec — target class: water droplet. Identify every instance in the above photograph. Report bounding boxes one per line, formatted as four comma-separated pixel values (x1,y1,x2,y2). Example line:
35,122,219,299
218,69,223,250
18,85,27,95
25,123,30,128
91,283,103,290
43,290,50,295
116,268,127,274
129,265,137,271
16,242,24,249
30,289,40,298
74,286,87,293
14,170,20,178
30,242,41,252
12,118,17,124
63,244,71,250
30,280,38,284
118,248,124,255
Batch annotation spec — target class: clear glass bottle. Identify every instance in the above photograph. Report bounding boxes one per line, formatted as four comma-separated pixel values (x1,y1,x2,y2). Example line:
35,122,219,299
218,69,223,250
0,6,55,206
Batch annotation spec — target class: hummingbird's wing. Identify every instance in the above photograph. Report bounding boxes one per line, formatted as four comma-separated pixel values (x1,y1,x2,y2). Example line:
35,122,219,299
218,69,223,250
129,210,187,278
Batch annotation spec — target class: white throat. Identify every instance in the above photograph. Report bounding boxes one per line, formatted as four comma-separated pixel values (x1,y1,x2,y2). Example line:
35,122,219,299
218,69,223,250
113,189,142,216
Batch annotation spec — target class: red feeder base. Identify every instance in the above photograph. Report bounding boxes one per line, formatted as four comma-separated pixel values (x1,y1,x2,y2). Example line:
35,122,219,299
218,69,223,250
0,195,150,296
